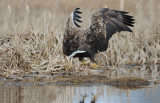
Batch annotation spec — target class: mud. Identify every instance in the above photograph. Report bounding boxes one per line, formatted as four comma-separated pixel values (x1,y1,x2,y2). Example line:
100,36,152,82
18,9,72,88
1,65,159,88
1,74,150,88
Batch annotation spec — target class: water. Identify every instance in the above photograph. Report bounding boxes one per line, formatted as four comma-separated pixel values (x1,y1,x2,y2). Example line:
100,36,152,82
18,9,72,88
0,83,160,103
0,65,160,103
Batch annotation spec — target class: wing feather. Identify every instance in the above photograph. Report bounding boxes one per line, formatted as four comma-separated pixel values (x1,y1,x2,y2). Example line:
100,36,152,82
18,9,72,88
74,20,81,28
73,8,83,27
88,8,135,52
63,8,82,55
74,14,81,18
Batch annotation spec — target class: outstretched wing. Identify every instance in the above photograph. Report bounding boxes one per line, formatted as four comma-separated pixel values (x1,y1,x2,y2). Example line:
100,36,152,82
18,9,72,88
89,8,135,52
63,8,83,56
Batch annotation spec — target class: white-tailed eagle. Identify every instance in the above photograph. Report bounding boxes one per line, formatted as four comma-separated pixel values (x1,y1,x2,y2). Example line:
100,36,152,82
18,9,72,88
63,8,135,62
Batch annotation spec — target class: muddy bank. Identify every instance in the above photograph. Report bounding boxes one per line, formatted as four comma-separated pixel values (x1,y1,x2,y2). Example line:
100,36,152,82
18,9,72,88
51,75,150,86
1,65,159,88
1,74,150,88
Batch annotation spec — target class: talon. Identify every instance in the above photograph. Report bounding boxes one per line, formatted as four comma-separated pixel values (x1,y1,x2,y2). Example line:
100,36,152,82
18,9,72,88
90,63,100,69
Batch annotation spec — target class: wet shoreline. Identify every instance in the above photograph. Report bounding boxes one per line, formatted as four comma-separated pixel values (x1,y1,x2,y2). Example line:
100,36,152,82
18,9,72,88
0,74,151,88
1,65,160,87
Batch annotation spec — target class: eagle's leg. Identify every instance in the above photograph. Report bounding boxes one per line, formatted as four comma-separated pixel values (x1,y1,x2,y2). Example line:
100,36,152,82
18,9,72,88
80,61,88,66
90,57,101,69
79,58,88,66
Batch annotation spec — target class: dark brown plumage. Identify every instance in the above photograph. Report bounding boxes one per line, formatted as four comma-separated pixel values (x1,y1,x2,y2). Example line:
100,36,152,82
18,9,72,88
63,8,135,62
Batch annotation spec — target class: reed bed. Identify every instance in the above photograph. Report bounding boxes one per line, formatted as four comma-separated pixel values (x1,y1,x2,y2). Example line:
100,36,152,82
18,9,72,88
0,0,160,75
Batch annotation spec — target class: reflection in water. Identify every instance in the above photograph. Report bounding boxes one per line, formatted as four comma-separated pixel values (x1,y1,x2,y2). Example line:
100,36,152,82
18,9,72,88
79,94,97,103
0,82,160,103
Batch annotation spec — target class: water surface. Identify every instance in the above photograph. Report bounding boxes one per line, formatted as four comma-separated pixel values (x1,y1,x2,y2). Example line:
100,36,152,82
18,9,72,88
1,82,160,103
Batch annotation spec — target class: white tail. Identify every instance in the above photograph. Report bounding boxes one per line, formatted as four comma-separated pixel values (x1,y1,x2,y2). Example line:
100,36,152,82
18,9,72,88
68,50,86,59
